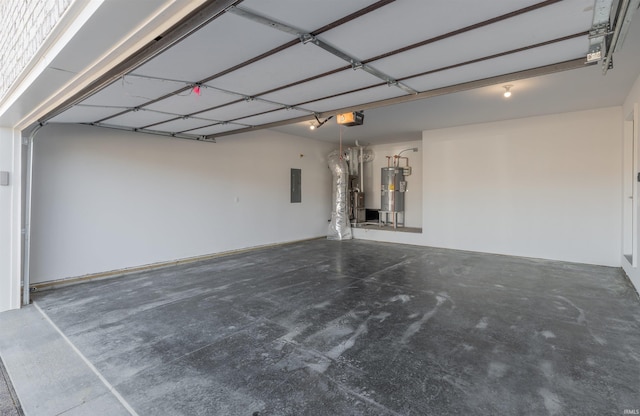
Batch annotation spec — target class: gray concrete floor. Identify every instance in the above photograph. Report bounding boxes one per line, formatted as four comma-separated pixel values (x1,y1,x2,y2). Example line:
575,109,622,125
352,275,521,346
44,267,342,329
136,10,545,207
1,239,640,415
1,357,23,415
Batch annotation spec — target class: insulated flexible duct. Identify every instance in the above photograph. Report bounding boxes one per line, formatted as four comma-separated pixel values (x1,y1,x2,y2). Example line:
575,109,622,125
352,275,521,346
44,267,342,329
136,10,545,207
327,150,352,240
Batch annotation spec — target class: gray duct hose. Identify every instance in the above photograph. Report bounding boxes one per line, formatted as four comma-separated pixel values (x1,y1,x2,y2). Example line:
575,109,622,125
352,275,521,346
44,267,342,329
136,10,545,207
327,150,352,240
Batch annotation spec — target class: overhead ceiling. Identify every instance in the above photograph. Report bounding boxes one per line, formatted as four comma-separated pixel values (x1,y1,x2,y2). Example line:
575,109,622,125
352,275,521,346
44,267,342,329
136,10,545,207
44,0,640,145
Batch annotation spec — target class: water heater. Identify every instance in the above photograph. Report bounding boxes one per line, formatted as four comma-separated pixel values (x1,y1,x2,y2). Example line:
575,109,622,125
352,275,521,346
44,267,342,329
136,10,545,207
381,167,406,212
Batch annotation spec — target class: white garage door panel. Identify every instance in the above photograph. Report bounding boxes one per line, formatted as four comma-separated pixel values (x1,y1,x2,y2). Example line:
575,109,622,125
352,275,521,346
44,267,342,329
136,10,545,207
240,0,380,33
197,99,282,122
372,1,592,79
104,109,174,129
261,68,382,106
186,123,248,136
318,0,546,60
145,88,239,115
233,108,310,125
403,37,586,92
303,84,406,113
49,105,127,124
132,12,295,82
147,116,220,134
43,0,601,141
206,43,347,97
81,76,186,108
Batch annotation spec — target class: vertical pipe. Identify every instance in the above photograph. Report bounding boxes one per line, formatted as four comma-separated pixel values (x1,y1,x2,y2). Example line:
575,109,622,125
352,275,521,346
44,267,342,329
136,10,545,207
359,145,364,193
23,124,42,306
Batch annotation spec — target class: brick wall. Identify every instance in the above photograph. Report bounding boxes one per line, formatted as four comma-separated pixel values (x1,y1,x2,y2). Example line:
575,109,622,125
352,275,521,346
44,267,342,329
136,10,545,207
0,0,73,101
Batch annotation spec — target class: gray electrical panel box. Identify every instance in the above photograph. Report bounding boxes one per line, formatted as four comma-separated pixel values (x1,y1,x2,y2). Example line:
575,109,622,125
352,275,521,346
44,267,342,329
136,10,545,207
291,168,301,203
0,171,8,186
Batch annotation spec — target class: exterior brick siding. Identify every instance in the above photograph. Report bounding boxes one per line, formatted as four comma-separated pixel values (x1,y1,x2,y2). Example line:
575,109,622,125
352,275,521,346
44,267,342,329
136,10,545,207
0,0,73,100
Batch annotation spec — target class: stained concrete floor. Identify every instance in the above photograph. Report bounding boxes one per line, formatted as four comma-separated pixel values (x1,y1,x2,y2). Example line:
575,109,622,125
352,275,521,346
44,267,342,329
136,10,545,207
0,357,23,415
1,239,640,415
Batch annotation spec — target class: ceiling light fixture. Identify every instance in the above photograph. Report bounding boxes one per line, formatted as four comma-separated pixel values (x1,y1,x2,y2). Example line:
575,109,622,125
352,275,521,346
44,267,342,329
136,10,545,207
309,124,316,130
503,85,512,98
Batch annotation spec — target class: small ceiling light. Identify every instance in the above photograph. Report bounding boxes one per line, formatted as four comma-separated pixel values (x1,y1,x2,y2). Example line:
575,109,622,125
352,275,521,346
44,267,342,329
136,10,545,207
309,124,316,130
503,85,512,98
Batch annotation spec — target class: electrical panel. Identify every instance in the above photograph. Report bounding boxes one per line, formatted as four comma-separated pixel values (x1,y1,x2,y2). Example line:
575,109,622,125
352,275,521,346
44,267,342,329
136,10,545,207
291,168,301,203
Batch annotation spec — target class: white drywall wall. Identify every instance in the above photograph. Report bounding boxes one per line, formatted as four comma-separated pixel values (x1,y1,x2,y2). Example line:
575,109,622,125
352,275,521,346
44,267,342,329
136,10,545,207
422,107,622,267
624,71,640,114
30,124,334,283
622,72,640,292
362,140,422,227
